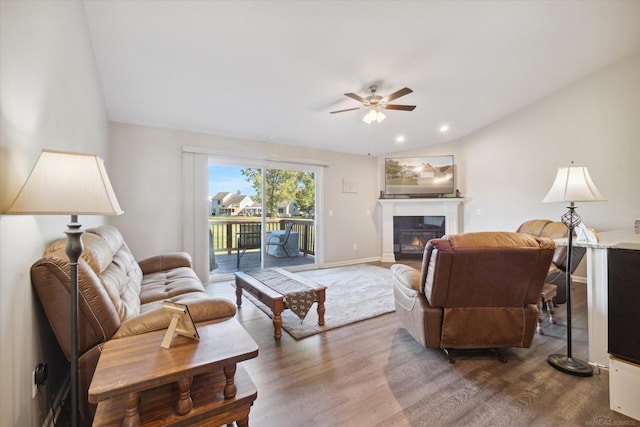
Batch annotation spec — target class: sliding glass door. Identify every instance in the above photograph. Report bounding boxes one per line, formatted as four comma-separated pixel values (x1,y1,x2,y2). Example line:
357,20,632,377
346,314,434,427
208,160,316,276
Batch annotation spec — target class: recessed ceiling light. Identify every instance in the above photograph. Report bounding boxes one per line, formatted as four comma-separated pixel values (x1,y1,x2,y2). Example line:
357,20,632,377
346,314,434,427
439,124,450,133
395,135,405,143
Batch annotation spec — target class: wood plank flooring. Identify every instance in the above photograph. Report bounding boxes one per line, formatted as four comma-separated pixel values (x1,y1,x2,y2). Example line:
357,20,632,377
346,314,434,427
206,263,636,427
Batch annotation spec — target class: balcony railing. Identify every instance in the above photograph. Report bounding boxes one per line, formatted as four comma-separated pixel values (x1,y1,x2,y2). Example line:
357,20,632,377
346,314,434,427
209,218,315,256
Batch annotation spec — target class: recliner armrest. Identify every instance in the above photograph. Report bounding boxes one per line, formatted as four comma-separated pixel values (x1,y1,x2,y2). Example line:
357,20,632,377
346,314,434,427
391,264,421,294
138,252,193,274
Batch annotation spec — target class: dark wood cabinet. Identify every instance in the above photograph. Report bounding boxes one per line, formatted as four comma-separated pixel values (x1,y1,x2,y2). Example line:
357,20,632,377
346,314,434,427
608,243,640,365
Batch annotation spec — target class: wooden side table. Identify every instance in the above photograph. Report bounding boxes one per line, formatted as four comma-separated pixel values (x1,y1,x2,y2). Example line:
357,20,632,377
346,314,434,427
89,318,258,426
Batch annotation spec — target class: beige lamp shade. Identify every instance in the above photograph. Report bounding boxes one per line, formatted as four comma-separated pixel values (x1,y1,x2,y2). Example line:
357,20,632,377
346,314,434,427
542,164,606,203
5,149,123,215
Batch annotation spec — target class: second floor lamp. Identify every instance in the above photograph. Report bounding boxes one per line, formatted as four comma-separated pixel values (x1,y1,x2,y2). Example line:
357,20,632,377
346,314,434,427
543,161,605,377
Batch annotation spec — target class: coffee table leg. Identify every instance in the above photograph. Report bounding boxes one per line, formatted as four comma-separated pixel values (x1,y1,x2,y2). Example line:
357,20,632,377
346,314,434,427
235,282,243,307
316,289,326,326
273,300,285,341
176,376,193,415
223,364,237,398
122,391,141,427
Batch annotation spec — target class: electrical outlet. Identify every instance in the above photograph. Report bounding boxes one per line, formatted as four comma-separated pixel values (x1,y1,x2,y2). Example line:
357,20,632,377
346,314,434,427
32,363,47,398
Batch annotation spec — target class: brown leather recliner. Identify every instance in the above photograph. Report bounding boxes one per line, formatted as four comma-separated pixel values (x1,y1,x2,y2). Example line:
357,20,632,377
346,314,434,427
392,232,555,351
516,219,587,304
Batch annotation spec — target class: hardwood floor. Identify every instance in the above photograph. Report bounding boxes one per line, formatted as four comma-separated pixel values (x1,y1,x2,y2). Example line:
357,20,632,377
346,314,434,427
206,265,635,427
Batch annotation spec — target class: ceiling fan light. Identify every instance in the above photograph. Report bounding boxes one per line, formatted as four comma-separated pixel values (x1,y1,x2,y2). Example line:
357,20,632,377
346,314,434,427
376,111,386,123
363,109,376,124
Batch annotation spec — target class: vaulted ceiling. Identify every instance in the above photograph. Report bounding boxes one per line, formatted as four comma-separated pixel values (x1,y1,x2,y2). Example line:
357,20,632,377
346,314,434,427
84,0,640,156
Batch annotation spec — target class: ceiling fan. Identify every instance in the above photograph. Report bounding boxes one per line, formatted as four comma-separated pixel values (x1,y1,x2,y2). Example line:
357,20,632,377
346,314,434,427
330,85,416,123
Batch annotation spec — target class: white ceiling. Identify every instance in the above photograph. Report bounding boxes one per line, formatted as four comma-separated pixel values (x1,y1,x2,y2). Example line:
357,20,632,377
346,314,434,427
83,0,640,157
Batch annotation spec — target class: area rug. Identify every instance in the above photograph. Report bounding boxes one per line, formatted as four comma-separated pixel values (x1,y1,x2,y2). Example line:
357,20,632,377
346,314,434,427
236,264,395,339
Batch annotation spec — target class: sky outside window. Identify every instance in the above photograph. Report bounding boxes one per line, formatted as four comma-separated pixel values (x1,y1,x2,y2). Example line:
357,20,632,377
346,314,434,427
209,165,255,198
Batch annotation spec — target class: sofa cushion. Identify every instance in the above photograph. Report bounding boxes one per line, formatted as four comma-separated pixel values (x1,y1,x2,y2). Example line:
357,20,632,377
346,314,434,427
139,267,207,304
138,252,193,274
45,232,114,276
99,260,142,321
44,227,144,321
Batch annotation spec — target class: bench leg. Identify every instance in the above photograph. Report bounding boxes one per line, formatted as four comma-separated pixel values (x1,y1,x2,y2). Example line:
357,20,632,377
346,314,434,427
316,289,326,326
272,300,284,341
235,283,243,307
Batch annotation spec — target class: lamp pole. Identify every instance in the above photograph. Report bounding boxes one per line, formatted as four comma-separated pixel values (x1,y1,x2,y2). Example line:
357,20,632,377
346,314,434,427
64,215,84,427
547,203,593,376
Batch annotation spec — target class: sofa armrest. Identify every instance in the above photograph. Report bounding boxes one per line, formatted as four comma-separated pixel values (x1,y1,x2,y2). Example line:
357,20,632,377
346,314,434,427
113,295,236,339
138,252,193,274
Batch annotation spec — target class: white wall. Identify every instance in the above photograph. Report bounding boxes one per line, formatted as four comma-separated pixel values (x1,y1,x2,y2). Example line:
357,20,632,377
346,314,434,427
0,2,110,425
111,54,640,281
385,53,640,235
108,122,381,266
383,54,640,279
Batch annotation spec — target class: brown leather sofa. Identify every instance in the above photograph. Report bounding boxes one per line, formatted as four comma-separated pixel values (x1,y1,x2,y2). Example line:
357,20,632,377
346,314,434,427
30,225,237,421
392,232,555,351
516,219,587,304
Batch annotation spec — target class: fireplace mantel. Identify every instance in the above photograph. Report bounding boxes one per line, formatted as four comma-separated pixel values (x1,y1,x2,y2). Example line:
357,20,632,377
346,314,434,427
378,198,464,262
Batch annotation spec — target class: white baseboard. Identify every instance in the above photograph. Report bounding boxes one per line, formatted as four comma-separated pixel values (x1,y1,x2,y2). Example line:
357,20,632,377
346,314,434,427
320,257,382,269
573,275,587,284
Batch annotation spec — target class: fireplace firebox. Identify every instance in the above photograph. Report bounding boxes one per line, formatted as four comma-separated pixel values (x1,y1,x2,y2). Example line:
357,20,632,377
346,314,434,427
393,216,445,259
378,198,463,263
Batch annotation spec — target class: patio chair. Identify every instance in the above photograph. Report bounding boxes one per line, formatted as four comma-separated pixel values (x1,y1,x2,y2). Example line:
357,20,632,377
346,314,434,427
266,222,294,259
237,222,261,268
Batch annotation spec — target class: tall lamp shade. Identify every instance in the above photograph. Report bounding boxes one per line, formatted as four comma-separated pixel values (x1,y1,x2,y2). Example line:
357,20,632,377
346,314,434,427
5,149,123,426
543,162,605,377
542,165,605,204
6,149,123,215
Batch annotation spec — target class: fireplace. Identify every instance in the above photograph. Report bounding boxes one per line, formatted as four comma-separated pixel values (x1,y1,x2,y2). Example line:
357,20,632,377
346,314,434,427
378,198,463,262
394,216,445,259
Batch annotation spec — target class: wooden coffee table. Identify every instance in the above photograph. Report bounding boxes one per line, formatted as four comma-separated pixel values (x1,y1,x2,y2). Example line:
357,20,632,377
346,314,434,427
234,267,326,341
88,318,258,426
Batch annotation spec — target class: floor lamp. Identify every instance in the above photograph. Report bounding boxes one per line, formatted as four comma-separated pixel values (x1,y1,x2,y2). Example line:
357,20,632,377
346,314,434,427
543,162,605,377
6,150,123,426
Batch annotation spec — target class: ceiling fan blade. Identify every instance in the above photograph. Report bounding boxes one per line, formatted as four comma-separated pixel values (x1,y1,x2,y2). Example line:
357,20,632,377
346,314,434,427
384,104,416,111
329,107,362,114
344,92,366,103
384,87,413,103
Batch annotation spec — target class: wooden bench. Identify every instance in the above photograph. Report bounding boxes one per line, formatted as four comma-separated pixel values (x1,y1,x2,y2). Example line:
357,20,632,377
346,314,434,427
234,268,326,341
